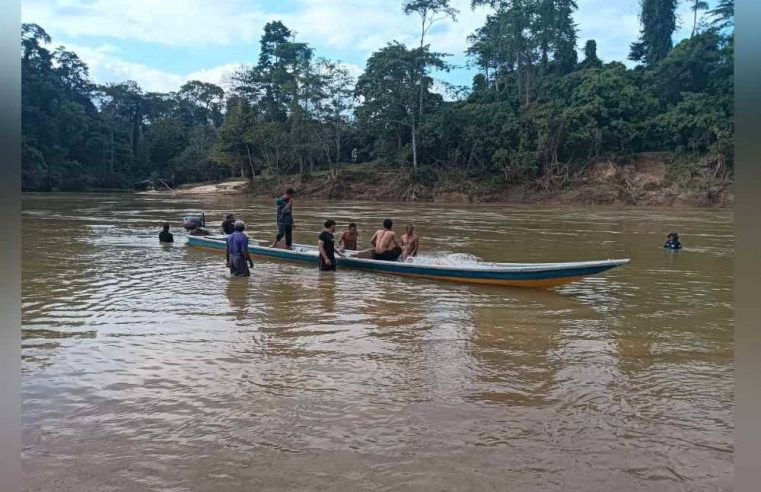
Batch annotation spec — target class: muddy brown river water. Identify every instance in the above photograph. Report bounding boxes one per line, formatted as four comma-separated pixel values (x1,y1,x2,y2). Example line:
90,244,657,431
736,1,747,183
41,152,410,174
20,193,733,491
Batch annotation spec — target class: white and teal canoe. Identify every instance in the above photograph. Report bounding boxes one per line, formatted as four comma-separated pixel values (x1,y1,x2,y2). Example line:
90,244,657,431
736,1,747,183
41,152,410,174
187,235,629,288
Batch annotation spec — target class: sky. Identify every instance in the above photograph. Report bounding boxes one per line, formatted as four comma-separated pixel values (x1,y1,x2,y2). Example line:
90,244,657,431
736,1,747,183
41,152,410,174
21,0,707,95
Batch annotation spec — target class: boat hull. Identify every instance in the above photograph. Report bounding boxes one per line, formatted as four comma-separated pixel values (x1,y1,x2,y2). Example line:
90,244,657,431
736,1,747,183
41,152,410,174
187,236,628,288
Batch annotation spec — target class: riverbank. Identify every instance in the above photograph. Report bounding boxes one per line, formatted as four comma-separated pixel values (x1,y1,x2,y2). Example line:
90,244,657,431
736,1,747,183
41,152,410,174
139,154,733,207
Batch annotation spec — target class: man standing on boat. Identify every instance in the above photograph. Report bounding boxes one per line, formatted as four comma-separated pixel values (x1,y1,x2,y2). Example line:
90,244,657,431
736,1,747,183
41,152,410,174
370,219,402,261
338,223,358,252
318,220,343,271
271,188,294,249
226,221,254,277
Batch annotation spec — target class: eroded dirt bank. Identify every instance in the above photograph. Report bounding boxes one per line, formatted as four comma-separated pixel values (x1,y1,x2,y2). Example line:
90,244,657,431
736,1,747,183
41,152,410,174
145,154,733,208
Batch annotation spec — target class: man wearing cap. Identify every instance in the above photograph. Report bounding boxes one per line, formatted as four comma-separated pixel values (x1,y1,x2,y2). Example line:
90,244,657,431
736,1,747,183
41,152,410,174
226,220,254,277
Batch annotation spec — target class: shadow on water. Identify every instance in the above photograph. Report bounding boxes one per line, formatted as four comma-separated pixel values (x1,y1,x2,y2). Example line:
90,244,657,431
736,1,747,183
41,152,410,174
225,277,251,320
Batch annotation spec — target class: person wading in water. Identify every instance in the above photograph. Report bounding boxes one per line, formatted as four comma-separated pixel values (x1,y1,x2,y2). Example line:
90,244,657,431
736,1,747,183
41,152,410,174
369,219,402,261
159,223,174,243
338,223,358,252
221,214,236,235
318,220,343,271
226,221,254,277
271,188,294,249
400,224,419,260
664,232,682,250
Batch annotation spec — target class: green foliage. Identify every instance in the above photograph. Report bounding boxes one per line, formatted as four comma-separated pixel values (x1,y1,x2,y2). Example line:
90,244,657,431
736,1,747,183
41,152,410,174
629,0,678,66
21,2,734,192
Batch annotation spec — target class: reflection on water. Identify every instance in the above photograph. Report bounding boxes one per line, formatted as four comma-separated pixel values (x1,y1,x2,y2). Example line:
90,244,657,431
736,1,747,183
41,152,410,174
21,193,733,491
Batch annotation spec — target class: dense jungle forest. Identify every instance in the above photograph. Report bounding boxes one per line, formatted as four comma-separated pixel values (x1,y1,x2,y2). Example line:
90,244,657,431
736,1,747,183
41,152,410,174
21,0,733,194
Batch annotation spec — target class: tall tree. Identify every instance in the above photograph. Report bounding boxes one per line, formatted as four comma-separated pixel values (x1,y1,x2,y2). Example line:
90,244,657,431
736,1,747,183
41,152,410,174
355,42,446,171
628,0,678,66
709,0,734,31
313,59,356,164
552,0,578,72
580,39,602,68
177,81,225,127
403,0,458,116
690,0,709,37
468,1,538,102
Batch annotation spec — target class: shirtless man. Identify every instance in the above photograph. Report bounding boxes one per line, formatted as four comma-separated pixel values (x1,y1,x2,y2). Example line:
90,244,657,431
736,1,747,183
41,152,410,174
338,223,358,252
400,224,419,260
369,219,402,261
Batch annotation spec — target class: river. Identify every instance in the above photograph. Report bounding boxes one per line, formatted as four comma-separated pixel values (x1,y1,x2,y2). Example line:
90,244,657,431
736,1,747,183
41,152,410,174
21,192,733,491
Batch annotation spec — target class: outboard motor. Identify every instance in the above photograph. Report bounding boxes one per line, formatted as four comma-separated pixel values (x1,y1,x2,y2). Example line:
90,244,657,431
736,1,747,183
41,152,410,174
183,213,206,231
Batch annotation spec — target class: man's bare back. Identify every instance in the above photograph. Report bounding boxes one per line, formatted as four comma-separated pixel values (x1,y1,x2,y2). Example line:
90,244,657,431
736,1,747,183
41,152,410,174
371,229,398,253
368,219,403,262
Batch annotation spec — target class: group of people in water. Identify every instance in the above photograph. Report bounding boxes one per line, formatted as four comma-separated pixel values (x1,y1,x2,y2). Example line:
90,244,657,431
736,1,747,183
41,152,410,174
161,188,419,277
160,188,682,277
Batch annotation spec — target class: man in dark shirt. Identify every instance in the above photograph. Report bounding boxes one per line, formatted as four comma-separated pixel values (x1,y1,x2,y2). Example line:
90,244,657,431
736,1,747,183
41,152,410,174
226,221,253,277
159,223,173,243
221,214,236,235
271,188,295,249
318,219,342,271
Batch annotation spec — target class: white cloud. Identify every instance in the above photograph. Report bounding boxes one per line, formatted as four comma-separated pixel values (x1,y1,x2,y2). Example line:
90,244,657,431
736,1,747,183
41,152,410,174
24,0,710,92
62,43,242,92
575,0,641,63
22,0,485,55
22,0,268,46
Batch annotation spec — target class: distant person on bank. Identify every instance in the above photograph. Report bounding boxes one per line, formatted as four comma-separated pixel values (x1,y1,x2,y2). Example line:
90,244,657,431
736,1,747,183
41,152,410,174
338,223,358,252
221,214,236,235
159,223,173,243
271,188,295,249
318,220,343,271
664,232,682,250
226,221,253,277
370,219,402,261
400,224,419,260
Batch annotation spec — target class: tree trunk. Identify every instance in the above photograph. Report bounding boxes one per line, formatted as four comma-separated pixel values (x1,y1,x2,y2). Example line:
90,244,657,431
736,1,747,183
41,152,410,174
411,121,418,172
109,127,114,173
335,128,341,163
244,143,255,179
419,15,426,118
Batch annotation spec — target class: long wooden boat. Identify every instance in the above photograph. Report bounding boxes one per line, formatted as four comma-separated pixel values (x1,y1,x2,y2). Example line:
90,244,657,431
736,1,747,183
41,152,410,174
187,235,629,288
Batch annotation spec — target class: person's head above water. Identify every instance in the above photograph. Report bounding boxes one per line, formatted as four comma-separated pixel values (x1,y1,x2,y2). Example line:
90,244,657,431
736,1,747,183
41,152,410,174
383,219,393,230
162,222,170,231
234,220,245,232
285,188,295,198
226,214,235,220
405,224,414,234
324,219,336,231
668,231,679,240
348,223,357,231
